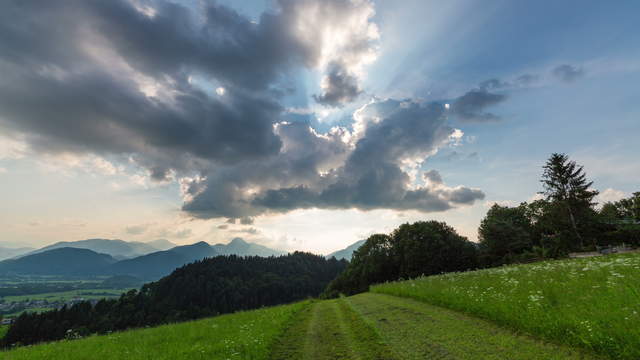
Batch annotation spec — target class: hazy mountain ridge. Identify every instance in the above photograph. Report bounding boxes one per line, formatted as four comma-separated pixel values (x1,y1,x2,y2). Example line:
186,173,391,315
0,238,285,280
326,240,366,260
0,248,117,276
24,239,176,260
212,238,286,257
0,246,35,261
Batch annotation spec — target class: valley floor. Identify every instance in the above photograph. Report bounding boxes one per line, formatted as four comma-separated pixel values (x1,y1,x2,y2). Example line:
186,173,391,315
271,293,601,360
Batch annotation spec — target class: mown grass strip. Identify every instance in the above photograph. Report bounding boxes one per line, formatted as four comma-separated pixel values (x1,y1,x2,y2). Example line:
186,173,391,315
1,301,309,360
371,252,640,359
347,293,602,360
269,299,394,359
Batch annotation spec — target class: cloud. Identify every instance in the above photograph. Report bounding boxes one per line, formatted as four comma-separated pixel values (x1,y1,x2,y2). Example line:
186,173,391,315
450,89,507,122
478,78,509,91
515,74,539,86
423,170,443,185
0,0,484,220
552,64,585,83
314,61,362,107
240,217,255,225
157,227,193,239
232,227,259,235
125,224,149,235
184,99,484,217
279,0,379,107
597,188,627,204
173,229,193,239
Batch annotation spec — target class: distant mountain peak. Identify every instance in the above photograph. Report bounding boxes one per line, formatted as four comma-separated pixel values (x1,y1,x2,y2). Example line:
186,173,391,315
188,241,211,248
229,238,248,245
147,239,176,250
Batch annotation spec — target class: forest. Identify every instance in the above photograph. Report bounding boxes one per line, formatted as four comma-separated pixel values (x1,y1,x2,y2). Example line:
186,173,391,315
2,253,347,346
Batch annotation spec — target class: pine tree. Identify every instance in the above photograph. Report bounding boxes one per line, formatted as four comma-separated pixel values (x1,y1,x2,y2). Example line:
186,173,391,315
540,153,598,249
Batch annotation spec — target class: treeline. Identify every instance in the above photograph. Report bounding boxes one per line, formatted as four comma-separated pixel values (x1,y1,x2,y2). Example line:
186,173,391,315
478,153,639,265
324,221,478,296
2,252,347,347
325,153,639,295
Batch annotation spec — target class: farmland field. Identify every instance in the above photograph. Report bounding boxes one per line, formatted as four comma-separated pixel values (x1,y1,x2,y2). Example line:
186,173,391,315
2,288,132,303
372,252,640,359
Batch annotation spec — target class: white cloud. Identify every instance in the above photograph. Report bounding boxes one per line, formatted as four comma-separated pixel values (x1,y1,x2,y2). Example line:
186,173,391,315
597,188,626,204
0,135,27,160
284,0,379,106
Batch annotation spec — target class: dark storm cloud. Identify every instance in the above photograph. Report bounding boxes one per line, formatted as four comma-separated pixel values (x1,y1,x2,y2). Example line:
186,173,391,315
314,62,362,107
1,0,484,219
451,89,507,123
0,0,293,170
221,99,485,214
552,64,585,83
423,170,443,184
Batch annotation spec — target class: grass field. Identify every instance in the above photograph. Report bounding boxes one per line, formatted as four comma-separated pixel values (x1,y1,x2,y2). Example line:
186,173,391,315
1,294,598,360
372,252,640,360
3,254,633,359
1,301,309,360
271,294,598,360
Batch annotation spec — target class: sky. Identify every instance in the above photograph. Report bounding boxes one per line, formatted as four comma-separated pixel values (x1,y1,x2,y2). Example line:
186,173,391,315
0,0,638,254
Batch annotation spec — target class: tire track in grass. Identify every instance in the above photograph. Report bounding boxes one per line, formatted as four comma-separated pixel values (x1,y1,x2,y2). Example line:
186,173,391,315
347,293,603,360
269,298,395,359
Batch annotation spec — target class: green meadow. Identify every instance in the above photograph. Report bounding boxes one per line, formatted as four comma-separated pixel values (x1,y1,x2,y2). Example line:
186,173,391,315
5,253,638,359
2,301,308,360
372,252,640,360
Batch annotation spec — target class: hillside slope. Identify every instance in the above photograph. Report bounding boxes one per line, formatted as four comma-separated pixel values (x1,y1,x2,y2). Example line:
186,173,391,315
372,252,640,359
2,301,309,360
0,248,116,276
111,241,218,279
1,294,600,360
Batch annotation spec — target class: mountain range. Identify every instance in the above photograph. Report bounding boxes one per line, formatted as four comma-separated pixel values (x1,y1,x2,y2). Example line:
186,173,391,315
23,238,177,260
0,238,285,280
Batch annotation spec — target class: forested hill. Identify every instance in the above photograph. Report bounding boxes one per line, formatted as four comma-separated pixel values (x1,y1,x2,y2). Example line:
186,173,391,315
3,252,348,346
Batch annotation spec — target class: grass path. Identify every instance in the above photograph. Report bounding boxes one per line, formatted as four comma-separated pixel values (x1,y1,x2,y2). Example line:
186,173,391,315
269,299,395,359
272,293,602,360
